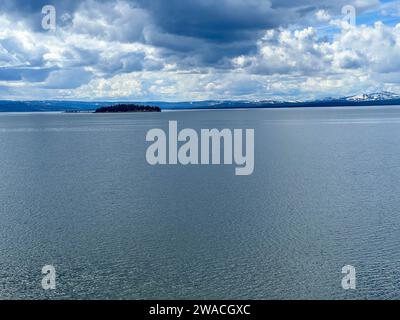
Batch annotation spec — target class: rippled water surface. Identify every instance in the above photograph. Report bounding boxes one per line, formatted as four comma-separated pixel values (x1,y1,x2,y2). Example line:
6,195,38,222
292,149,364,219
1,107,400,299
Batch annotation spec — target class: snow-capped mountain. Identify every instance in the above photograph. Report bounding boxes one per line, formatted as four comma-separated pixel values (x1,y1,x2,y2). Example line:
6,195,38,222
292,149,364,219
345,91,400,102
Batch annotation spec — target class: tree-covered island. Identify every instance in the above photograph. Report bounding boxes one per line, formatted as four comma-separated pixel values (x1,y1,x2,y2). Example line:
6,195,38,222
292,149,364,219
95,104,161,113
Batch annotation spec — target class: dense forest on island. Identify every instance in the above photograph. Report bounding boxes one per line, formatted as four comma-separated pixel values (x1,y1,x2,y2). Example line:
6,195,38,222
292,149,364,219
95,104,161,113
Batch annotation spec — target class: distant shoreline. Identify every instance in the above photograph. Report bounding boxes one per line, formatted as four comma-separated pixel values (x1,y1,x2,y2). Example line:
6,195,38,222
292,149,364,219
0,105,399,115
1,100,400,113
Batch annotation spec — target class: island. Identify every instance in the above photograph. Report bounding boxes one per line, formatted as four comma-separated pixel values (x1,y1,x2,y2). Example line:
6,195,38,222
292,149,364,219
94,104,161,113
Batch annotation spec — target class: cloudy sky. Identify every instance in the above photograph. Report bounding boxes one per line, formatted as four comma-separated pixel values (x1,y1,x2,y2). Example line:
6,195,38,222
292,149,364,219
0,0,399,101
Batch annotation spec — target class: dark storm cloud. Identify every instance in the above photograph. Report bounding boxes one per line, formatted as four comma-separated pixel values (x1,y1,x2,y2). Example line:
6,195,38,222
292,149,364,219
133,0,378,67
135,0,374,41
136,0,278,42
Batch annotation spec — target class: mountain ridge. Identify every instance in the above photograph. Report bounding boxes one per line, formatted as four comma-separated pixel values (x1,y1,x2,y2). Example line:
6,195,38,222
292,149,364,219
1,91,400,111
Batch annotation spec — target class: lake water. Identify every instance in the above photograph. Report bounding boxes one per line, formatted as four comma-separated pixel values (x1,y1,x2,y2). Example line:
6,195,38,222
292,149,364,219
1,106,400,299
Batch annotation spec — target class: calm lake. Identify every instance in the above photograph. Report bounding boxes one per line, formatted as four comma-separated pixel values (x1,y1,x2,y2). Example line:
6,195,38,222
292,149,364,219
1,106,400,299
